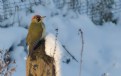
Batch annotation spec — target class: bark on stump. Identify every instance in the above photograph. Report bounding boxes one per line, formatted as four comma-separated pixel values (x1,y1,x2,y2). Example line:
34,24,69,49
26,39,55,76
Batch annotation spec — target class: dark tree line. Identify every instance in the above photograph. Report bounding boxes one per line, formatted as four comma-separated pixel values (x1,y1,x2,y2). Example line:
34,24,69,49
53,0,115,25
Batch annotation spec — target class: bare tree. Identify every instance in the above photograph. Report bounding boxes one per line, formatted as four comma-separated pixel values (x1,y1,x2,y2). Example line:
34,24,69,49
2,0,10,19
90,0,114,25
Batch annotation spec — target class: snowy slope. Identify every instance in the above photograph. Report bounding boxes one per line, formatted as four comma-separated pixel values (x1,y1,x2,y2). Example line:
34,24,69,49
0,26,27,50
45,13,121,76
0,26,27,76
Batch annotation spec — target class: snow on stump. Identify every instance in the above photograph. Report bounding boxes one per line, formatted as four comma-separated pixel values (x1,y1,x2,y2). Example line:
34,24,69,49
26,39,55,76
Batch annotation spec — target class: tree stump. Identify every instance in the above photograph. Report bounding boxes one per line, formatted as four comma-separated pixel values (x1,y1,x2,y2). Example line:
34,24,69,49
26,39,55,76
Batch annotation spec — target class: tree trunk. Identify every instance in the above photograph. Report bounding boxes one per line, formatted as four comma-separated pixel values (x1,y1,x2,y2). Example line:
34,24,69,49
26,39,55,76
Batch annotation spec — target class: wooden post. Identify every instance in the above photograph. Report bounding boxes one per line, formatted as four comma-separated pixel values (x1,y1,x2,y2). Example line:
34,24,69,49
26,39,55,76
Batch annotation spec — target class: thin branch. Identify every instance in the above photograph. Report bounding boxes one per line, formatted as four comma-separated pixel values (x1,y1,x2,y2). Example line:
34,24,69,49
78,28,84,76
53,28,58,57
62,45,78,62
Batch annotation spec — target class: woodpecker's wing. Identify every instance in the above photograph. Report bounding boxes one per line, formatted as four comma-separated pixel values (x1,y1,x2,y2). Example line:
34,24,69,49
33,39,45,50
33,22,45,50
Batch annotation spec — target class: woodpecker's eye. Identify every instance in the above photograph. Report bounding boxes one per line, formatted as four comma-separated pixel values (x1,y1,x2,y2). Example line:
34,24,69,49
36,16,41,22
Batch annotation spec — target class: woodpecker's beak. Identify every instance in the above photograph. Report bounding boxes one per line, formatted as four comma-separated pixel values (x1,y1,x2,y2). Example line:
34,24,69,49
41,16,46,19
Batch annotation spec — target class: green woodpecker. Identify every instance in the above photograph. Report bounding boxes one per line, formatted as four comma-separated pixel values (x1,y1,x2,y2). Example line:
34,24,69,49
26,15,46,55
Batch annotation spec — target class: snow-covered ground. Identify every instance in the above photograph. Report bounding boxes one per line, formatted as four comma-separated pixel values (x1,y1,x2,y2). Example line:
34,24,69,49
0,0,121,76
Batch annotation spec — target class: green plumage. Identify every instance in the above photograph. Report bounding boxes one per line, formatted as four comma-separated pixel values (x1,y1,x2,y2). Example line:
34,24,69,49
27,22,43,45
26,21,45,55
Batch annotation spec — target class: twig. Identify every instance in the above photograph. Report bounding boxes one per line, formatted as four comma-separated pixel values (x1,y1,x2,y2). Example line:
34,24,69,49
53,28,58,57
62,45,78,62
15,5,20,26
78,28,84,76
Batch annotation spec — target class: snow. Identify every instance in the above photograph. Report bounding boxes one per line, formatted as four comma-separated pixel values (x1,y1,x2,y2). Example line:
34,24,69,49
45,34,62,76
0,0,121,76
0,26,27,50
0,26,27,76
11,46,26,76
44,13,121,76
